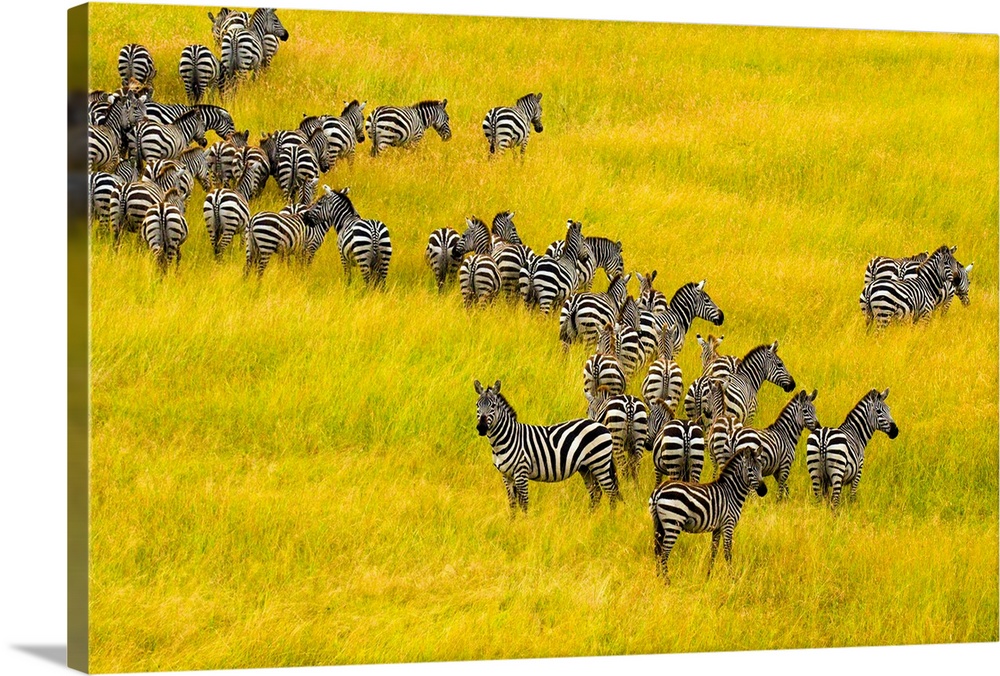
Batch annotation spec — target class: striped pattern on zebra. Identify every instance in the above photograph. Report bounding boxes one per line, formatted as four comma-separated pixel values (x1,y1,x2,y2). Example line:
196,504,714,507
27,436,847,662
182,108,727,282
119,179,185,245
425,227,463,292
88,93,146,172
142,159,193,204
655,280,726,357
459,217,493,256
583,323,627,403
89,171,126,233
584,237,625,279
863,245,962,327
806,388,898,510
366,100,452,156
649,444,767,584
204,188,250,258
683,334,742,423
234,146,270,201
948,260,973,309
276,141,321,206
142,103,237,140
752,389,819,500
520,220,588,313
141,197,188,273
558,273,631,348
722,341,796,424
613,321,643,379
494,241,537,298
300,100,367,165
205,136,246,189
652,417,706,486
706,379,742,477
179,45,221,104
313,186,393,287
482,93,543,154
490,211,522,246
545,236,596,292
220,8,289,81
459,253,501,306
475,379,620,514
636,271,669,315
118,43,156,90
641,328,684,415
208,8,249,48
134,110,208,173
587,388,648,483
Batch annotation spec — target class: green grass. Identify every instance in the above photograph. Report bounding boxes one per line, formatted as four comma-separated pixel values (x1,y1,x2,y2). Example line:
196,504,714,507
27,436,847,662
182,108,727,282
87,3,998,672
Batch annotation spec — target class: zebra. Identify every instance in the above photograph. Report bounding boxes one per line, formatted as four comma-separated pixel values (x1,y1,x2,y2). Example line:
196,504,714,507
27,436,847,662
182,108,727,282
558,273,631,348
705,379,742,478
583,323,627,403
460,254,502,307
545,236,596,292
425,227,463,292
864,245,961,327
946,260,974,310
746,389,820,500
205,137,246,188
300,100,367,165
89,171,126,234
88,93,145,172
366,100,452,157
118,43,156,90
134,109,207,173
474,379,620,514
654,280,726,358
306,186,393,287
651,416,706,485
587,388,648,483
482,93,543,154
683,334,741,423
179,45,221,104
583,237,625,280
720,341,796,425
613,321,643,379
234,146,270,201
219,7,289,81
641,325,684,414
208,8,249,48
119,179,185,246
203,188,250,258
142,159,193,204
863,251,929,287
276,141,321,207
806,388,898,510
141,103,237,140
490,211,522,246
520,220,588,314
141,196,188,273
636,271,669,315
458,217,493,256
649,444,767,584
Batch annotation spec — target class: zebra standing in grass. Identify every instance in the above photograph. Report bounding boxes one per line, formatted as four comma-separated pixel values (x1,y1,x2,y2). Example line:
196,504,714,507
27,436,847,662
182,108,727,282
706,379,742,477
946,260,974,311
583,323,627,403
490,211,522,246
119,179,185,246
651,414,706,485
806,389,898,510
220,7,289,81
654,281,726,358
141,195,188,273
721,342,796,424
649,444,767,584
748,389,820,500
637,271,669,315
460,254,502,307
276,140,321,207
684,334,742,423
118,43,156,91
584,237,625,280
234,146,271,201
458,217,493,257
366,100,452,157
558,273,631,348
864,245,961,327
491,212,536,298
208,8,249,47
642,324,684,414
89,170,127,234
300,100,367,165
482,93,543,154
475,379,620,514
425,227,463,292
134,110,207,173
587,388,648,483
179,45,221,104
521,220,588,313
88,93,145,172
205,135,250,189
141,103,237,140
203,188,250,258
545,236,596,292
316,186,392,287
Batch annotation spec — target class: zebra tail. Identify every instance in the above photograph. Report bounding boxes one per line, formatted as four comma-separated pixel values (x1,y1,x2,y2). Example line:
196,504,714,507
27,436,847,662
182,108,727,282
157,212,170,274
558,304,577,346
245,224,259,277
372,236,384,287
210,197,224,258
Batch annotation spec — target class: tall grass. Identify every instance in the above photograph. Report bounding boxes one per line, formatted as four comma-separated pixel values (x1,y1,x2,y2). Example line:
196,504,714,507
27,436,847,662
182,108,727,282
87,3,997,672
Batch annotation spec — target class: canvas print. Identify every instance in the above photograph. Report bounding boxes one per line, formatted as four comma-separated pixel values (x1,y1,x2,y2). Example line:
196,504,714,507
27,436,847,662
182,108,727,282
71,2,998,673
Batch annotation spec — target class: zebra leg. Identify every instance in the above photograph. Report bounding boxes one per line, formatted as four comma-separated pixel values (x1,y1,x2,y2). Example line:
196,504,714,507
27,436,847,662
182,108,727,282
656,521,681,585
502,475,517,517
850,461,864,501
829,472,845,511
654,469,663,486
776,463,792,501
579,468,603,510
708,529,722,579
514,473,529,514
722,522,736,574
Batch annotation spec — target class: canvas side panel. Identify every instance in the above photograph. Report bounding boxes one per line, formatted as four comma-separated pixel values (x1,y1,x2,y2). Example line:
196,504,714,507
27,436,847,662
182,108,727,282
67,3,89,673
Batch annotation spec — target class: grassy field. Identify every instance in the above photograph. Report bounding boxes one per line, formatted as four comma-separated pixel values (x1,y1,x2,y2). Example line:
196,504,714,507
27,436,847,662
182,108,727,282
87,3,998,672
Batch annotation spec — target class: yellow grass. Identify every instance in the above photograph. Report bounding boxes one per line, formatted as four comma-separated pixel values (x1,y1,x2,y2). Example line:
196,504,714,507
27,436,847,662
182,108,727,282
87,3,997,672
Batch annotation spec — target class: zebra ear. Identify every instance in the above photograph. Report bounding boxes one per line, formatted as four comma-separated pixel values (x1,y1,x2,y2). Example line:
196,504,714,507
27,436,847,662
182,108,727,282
537,93,542,100
809,389,818,401
696,333,705,346
442,99,448,107
493,379,501,393
966,263,974,272
950,245,957,253
474,380,483,395
651,270,657,282
340,186,350,195
770,340,779,352
615,240,622,251
360,101,367,110
880,388,890,400
696,280,705,291
323,185,332,194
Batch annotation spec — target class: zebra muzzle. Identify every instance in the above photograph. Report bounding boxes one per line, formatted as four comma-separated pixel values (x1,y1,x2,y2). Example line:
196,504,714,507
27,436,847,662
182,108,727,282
477,418,488,436
888,423,899,439
756,483,768,497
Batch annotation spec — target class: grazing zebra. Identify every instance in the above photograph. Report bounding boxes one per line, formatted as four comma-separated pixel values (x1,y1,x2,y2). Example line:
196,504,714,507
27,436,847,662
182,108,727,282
637,271,669,315
118,43,156,90
521,220,588,314
425,227,463,292
366,100,452,157
234,146,270,201
806,389,898,510
482,93,543,154
141,103,237,140
642,326,684,414
141,196,188,273
749,389,820,500
474,379,620,514
722,341,796,424
203,188,250,258
558,273,631,348
119,179,185,245
583,237,625,279
300,100,367,165
946,260,974,310
220,7,289,80
652,416,706,485
276,141,321,206
864,245,961,327
244,185,345,276
459,253,502,306
587,388,648,483
583,324,627,403
179,45,221,104
134,110,207,173
649,444,767,584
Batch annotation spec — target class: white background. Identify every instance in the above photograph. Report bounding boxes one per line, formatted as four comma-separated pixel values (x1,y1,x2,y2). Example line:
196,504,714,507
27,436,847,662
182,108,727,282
1,1,997,674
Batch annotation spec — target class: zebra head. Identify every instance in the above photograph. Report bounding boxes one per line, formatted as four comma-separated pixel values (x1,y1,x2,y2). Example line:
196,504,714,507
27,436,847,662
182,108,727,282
796,389,820,431
645,398,675,450
691,280,725,326
474,379,506,436
491,211,520,245
310,185,359,234
419,99,451,141
869,388,899,439
759,341,796,393
742,445,767,497
342,100,367,143
955,262,973,306
566,220,589,262
604,241,625,278
696,333,724,371
228,129,249,147
254,8,289,41
517,92,543,133
608,277,633,315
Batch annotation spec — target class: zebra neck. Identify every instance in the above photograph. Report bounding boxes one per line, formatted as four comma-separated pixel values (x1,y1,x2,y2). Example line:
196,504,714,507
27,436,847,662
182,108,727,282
486,415,520,454
666,296,695,335
769,401,803,443
717,460,752,501
840,406,875,450
734,353,767,391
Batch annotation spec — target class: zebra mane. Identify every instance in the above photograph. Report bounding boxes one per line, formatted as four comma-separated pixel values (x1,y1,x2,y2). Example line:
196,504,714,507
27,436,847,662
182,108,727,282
739,343,773,366
668,282,698,307
492,390,518,421
173,108,203,125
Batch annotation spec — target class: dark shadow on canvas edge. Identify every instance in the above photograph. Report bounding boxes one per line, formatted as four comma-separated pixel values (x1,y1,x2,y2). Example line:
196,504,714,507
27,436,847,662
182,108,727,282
12,644,67,666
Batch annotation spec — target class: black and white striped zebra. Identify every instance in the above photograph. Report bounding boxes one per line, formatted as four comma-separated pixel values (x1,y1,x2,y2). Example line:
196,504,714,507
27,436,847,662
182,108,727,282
613,321,643,380
118,43,156,90
749,389,819,500
179,45,221,104
134,109,207,173
300,100,367,165
203,188,250,258
545,234,596,292
205,135,248,189
637,271,669,315
88,93,146,172
490,211,522,246
219,7,289,81
310,186,393,287
482,93,543,154
642,325,684,414
583,323,627,403
583,237,624,280
142,159,193,204
558,273,631,348
722,341,796,424
458,217,493,256
208,8,248,46
234,146,270,201
276,140,322,206
425,227,463,292
475,379,620,514
244,185,344,276
705,379,742,477
806,389,898,510
651,416,706,485
683,334,741,423
119,179,185,245
863,245,961,327
366,100,452,157
459,253,501,307
520,220,588,314
89,171,125,234
649,444,767,584
947,260,974,310
141,103,237,140
587,388,648,483
653,280,726,358
141,197,188,273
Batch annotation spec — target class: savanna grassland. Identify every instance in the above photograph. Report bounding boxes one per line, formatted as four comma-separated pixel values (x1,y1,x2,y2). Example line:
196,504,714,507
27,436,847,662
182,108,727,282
86,3,998,672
